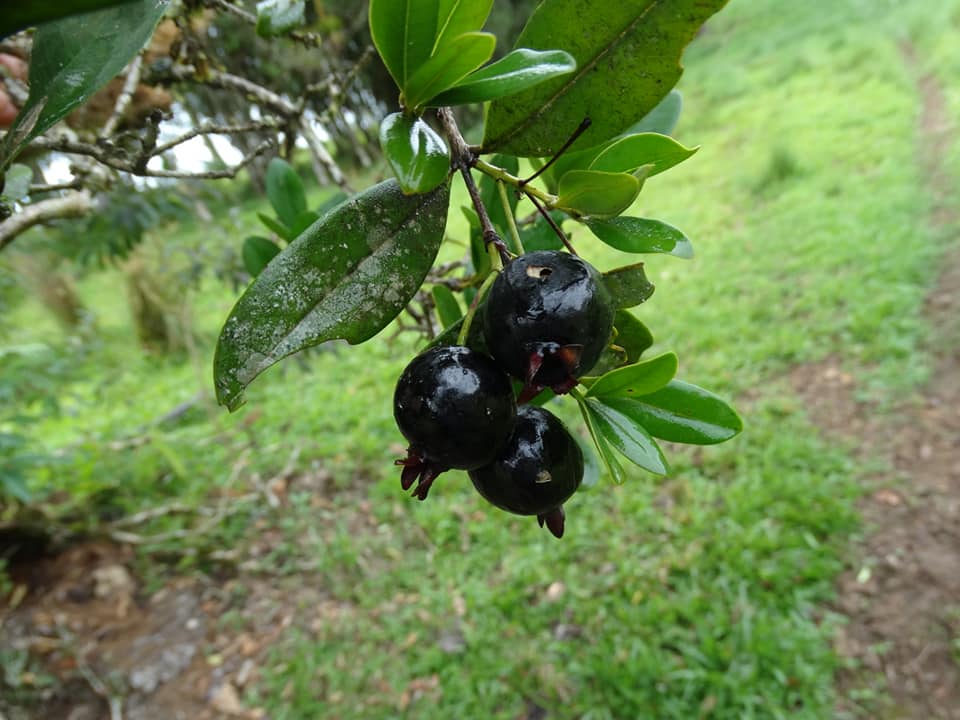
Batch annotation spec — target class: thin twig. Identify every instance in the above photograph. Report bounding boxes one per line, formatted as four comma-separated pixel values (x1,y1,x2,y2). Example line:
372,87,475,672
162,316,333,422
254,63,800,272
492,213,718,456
151,119,281,157
204,0,324,47
0,190,92,251
102,56,144,137
55,623,125,720
520,117,591,187
528,193,577,256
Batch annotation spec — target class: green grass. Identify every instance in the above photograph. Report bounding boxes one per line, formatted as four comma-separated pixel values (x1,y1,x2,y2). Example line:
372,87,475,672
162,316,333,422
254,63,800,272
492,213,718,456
3,0,960,717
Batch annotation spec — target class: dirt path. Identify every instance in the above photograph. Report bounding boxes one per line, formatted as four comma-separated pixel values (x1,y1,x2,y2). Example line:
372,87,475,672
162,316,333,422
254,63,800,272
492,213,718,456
795,45,960,719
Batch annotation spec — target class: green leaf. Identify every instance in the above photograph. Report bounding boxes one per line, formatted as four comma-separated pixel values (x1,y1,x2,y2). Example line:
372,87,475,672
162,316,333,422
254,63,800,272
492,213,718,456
257,212,294,243
255,0,305,36
482,0,729,157
614,310,654,363
628,88,683,135
520,211,565,252
1,165,33,202
432,285,463,328
369,0,440,90
242,236,282,278
0,0,169,172
589,133,698,177
434,0,493,52
586,352,678,398
266,158,308,231
555,170,640,218
429,48,576,106
316,191,349,216
575,432,602,489
616,380,743,445
588,309,654,376
586,217,693,258
380,112,451,194
586,397,669,475
404,31,496,110
0,0,140,39
0,471,31,503
602,263,655,308
291,211,320,237
577,396,627,484
214,179,451,411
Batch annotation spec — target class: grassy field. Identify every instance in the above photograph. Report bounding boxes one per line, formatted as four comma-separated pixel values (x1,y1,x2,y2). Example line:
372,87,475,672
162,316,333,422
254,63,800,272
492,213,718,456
4,0,960,717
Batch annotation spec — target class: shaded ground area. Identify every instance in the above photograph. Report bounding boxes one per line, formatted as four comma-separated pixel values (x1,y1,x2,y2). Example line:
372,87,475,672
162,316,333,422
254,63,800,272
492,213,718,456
794,46,960,719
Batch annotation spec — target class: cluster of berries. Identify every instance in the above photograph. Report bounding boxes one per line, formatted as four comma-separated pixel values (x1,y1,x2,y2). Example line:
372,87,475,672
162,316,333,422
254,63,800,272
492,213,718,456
393,251,615,538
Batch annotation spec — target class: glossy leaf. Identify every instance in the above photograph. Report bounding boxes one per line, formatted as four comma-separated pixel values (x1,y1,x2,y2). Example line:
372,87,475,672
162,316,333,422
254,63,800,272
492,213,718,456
578,397,627,484
555,170,640,218
2,165,32,202
586,398,669,475
369,0,440,90
628,88,683,135
404,31,496,110
602,264,655,308
266,158,308,231
380,112,451,194
575,432,602,489
429,48,576,106
214,179,451,410
615,381,743,445
242,236,282,278
0,0,169,172
482,0,728,157
432,285,463,328
0,0,139,39
586,217,693,258
586,352,678,398
589,133,698,177
434,0,494,53
255,0,305,36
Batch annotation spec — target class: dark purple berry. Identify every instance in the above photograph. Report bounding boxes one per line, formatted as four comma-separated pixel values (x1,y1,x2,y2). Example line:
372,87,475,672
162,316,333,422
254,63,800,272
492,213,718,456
483,251,614,399
394,345,516,500
468,405,583,538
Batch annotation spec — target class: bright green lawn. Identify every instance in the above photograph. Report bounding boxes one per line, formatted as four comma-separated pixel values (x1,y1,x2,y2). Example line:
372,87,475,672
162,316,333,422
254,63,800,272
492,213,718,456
4,0,960,717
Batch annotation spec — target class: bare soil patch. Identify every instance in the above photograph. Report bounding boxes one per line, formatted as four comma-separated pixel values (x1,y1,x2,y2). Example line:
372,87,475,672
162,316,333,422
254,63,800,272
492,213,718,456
794,45,960,720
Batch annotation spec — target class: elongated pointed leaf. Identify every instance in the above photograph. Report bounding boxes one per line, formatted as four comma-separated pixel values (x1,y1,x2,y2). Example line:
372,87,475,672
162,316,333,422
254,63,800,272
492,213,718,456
589,133,698,177
255,0,305,36
587,217,693,258
578,396,627,484
1,165,32,203
369,0,440,90
242,236,282,278
602,264,654,308
429,48,576,106
0,0,169,171
586,398,668,475
616,381,743,445
380,112,451,194
432,285,463,328
482,0,729,157
404,31,496,110
434,0,493,52
586,352,677,398
257,212,294,242
555,170,640,218
215,179,450,410
266,158,308,231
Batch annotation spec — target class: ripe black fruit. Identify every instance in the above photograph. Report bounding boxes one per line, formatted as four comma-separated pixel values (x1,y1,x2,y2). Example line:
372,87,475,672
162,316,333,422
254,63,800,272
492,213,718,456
469,405,583,538
483,250,614,398
394,345,516,499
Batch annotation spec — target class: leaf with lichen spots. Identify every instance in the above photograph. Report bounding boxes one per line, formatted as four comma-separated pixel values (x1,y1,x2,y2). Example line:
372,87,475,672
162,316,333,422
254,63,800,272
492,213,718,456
214,179,450,411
